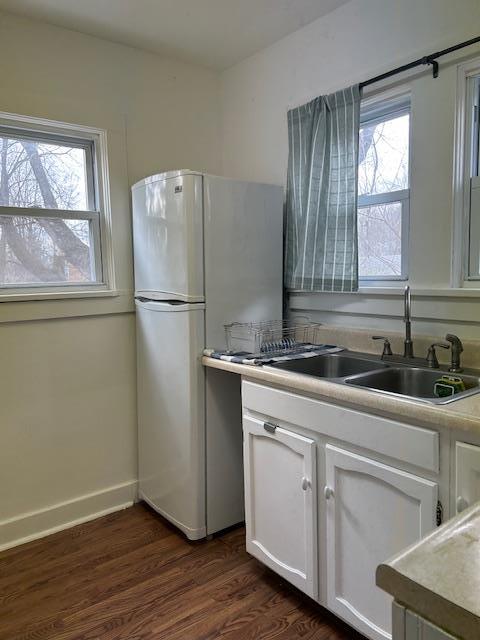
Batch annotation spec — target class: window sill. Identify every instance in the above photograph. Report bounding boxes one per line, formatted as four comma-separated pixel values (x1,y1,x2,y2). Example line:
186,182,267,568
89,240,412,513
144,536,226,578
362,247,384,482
290,287,480,298
0,287,121,303
359,287,480,298
0,289,134,323
289,287,480,324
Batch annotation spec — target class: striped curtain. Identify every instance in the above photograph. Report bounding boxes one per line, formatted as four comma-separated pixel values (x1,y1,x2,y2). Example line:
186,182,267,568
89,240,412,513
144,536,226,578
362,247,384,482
285,85,361,292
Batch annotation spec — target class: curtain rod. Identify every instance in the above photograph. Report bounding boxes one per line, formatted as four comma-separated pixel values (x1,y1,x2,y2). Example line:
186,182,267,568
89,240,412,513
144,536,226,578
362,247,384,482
359,35,480,89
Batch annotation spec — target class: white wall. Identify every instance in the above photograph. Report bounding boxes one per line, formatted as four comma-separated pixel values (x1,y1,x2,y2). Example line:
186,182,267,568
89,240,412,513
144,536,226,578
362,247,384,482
0,11,221,549
4,0,480,549
220,0,480,338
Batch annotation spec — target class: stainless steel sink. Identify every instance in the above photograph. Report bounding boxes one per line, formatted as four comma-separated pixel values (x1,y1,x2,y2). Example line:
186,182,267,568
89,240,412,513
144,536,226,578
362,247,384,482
267,353,388,378
345,367,480,404
267,350,480,404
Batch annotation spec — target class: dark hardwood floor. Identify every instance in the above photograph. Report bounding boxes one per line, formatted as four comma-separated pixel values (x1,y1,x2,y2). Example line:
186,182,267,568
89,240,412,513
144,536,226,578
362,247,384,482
0,504,365,640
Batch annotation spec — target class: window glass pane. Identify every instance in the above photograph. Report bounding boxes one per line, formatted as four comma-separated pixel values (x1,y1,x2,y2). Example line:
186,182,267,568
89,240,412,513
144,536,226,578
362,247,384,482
468,76,480,278
469,178,480,277
0,215,95,285
471,76,480,179
358,202,402,277
0,134,90,210
358,113,409,196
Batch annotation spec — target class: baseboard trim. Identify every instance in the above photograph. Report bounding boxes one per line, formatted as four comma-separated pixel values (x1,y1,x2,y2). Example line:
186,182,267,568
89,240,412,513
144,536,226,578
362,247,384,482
0,480,138,552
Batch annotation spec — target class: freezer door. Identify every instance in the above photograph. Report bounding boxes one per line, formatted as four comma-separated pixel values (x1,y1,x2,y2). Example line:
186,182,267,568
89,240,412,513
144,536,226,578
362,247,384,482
132,174,204,302
136,299,206,539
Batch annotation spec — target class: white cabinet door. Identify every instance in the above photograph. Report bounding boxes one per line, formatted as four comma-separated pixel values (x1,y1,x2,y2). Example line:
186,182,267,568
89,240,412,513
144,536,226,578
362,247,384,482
455,442,480,514
243,415,318,598
325,445,438,640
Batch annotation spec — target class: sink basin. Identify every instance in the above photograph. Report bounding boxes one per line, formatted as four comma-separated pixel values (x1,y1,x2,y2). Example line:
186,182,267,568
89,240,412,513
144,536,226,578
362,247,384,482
266,350,480,404
346,367,480,402
268,353,387,378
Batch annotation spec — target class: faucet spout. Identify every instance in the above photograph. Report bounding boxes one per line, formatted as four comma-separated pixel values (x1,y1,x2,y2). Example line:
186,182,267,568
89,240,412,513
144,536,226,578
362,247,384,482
403,285,414,358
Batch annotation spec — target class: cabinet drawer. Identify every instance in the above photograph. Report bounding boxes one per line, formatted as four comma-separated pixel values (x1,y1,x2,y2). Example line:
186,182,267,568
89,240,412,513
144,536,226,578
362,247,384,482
242,381,439,473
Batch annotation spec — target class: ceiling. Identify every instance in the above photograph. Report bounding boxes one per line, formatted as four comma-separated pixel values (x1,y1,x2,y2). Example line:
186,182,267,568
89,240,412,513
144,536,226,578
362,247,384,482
0,0,350,70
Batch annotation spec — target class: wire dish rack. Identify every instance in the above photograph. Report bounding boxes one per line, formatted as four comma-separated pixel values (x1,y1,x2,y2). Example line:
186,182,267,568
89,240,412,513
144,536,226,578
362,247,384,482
224,319,322,357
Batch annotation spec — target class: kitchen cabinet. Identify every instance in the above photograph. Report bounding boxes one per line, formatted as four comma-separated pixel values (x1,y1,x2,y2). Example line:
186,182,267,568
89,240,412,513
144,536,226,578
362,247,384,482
325,445,438,640
241,380,444,640
393,603,458,639
243,415,318,598
455,441,480,514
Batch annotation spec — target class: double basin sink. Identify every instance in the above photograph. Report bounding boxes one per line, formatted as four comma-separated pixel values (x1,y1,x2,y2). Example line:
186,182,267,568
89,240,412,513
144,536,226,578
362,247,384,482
267,351,480,405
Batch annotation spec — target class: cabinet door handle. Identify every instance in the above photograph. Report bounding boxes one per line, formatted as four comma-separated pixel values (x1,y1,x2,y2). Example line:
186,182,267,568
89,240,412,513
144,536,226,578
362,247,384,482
324,486,334,500
301,477,311,491
263,421,278,434
456,495,469,513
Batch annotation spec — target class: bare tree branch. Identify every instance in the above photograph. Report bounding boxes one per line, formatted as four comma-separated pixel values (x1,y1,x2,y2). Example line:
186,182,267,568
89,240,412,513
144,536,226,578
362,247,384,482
21,141,92,278
0,139,64,281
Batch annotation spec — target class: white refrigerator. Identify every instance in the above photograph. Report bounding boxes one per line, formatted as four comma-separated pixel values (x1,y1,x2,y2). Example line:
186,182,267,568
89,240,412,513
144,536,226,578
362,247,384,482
133,170,283,539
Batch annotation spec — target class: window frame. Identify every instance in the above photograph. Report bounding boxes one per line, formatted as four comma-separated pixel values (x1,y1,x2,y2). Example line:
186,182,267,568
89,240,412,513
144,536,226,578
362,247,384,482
472,76,480,179
452,57,480,287
0,111,114,298
465,70,480,283
358,91,411,285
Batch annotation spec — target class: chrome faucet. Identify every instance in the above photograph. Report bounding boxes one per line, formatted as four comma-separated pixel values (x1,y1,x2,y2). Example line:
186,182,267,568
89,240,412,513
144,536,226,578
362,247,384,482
371,287,466,371
403,285,414,358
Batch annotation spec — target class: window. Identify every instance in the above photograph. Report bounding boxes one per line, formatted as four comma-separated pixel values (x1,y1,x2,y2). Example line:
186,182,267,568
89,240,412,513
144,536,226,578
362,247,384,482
466,74,480,279
0,114,111,294
358,94,411,282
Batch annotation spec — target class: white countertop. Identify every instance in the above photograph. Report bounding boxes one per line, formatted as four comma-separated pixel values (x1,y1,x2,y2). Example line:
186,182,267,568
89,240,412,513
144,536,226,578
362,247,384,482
377,502,480,639
203,355,480,435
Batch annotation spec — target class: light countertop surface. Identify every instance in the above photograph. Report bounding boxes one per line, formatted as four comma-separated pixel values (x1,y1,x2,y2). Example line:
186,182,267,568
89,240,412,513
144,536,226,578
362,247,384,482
202,355,480,434
377,502,480,639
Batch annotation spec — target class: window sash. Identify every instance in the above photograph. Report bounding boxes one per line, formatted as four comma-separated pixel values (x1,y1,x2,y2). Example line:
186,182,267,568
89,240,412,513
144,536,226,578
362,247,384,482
0,125,97,213
358,191,409,282
360,92,411,125
468,175,480,280
465,73,480,280
472,76,480,179
358,189,409,207
359,106,411,197
0,206,103,287
358,92,411,283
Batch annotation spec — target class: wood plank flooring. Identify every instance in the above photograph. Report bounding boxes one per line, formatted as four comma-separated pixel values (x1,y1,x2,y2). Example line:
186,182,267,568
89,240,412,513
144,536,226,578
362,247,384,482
0,504,365,640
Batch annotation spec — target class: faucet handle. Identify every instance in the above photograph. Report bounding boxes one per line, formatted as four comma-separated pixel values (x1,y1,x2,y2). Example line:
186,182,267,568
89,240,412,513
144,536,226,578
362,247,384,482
426,342,450,368
372,336,393,357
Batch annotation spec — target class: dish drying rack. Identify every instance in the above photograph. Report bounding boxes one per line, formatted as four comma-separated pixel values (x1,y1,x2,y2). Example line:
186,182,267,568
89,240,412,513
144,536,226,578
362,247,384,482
224,319,322,358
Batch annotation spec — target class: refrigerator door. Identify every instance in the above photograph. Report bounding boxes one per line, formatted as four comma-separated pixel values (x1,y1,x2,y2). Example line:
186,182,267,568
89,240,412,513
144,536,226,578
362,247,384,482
202,175,283,536
132,172,204,302
203,175,283,349
136,299,206,540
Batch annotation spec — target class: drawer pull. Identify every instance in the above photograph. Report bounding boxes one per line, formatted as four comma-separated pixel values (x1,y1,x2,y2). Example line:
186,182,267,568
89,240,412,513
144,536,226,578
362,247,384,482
263,421,278,434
